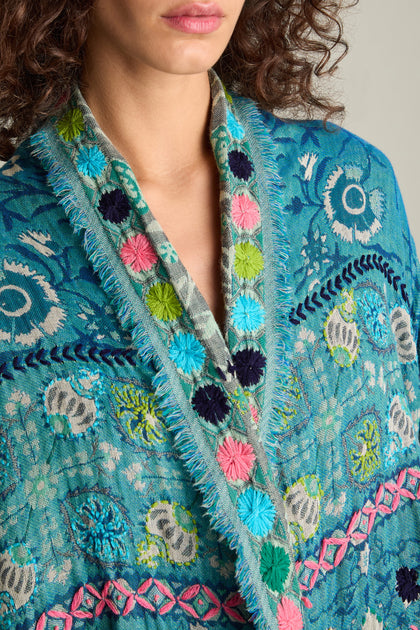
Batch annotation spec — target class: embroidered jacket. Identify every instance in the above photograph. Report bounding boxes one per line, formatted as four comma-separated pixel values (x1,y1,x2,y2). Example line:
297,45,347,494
1,73,419,630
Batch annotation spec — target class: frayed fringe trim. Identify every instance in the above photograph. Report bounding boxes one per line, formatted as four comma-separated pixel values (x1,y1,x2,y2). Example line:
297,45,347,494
30,126,278,630
233,99,296,467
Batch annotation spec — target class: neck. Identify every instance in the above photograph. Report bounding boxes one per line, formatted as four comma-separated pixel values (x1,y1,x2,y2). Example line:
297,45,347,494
81,51,212,184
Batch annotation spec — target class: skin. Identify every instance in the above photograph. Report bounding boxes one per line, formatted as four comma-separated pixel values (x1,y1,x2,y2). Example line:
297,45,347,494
82,0,246,327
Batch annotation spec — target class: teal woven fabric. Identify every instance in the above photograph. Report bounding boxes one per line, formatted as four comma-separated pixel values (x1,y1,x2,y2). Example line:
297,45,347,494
0,73,419,630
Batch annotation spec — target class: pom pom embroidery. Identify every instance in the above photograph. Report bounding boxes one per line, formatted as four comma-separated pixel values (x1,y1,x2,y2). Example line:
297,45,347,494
260,542,290,594
120,234,158,272
76,146,107,178
276,597,304,630
192,384,230,425
231,194,261,230
98,189,131,224
234,242,264,280
396,567,420,603
169,332,206,374
228,150,254,181
237,487,276,537
232,348,266,387
57,108,84,142
146,283,182,321
216,436,255,481
232,295,264,332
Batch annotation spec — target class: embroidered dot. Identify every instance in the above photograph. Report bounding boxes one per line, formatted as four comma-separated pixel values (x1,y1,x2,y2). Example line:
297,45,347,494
120,234,158,272
57,108,84,141
231,194,260,230
234,242,264,280
260,542,290,594
237,487,276,537
146,282,182,321
217,435,255,481
192,384,230,425
232,348,266,387
169,332,206,374
98,189,131,224
396,567,420,603
228,150,254,181
232,295,264,332
276,596,303,630
77,146,107,178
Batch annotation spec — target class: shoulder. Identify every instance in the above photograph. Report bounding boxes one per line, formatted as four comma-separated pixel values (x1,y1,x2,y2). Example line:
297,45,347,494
260,109,395,178
0,141,59,244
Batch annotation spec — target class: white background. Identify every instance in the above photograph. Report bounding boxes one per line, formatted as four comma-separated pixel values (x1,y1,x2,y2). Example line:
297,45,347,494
339,0,420,247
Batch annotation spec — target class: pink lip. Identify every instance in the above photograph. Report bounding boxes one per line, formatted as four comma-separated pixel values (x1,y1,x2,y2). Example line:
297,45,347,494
163,3,223,18
162,2,224,33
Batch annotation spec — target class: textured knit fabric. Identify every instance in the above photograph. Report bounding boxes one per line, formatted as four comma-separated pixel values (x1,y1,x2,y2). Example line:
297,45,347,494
0,72,419,630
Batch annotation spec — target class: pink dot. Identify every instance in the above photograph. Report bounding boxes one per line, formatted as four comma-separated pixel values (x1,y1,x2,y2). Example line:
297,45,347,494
54,626,59,630
154,593,159,602
411,479,416,485
120,233,158,272
117,594,122,600
86,598,93,606
362,520,366,526
198,599,204,606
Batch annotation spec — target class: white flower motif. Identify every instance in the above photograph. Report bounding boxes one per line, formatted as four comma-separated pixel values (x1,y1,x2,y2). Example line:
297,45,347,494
99,442,122,471
298,152,318,181
123,463,146,491
295,326,316,353
5,389,31,415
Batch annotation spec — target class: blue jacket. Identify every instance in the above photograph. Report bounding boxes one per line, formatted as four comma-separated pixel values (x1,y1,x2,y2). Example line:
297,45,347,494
0,73,419,630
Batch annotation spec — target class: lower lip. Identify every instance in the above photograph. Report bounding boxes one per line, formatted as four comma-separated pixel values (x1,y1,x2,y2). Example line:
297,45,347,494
162,15,222,34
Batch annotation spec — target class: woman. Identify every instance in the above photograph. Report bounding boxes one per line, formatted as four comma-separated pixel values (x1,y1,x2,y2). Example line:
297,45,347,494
0,1,419,629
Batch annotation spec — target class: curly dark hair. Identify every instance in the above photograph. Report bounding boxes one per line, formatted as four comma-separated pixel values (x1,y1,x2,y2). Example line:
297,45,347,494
0,0,356,160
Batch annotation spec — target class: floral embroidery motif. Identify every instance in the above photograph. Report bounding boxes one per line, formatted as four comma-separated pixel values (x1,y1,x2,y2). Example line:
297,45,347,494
228,149,254,181
348,413,381,483
323,164,385,244
77,146,107,178
324,290,359,367
57,107,84,141
137,501,198,567
234,242,264,280
146,282,182,321
390,306,417,364
396,567,420,604
24,462,58,510
120,234,158,272
111,383,166,446
44,371,101,436
232,347,266,387
389,393,415,450
216,436,256,481
260,542,290,595
63,491,131,564
231,194,260,230
169,332,206,375
284,476,323,542
237,487,276,537
0,544,36,616
98,188,131,224
358,288,391,349
0,260,66,346
276,596,303,630
192,384,230,425
231,295,264,332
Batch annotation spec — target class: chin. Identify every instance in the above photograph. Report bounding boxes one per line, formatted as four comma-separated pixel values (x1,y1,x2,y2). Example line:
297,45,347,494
154,41,225,76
